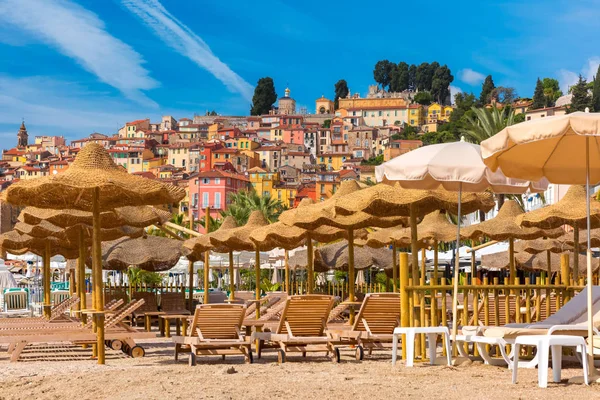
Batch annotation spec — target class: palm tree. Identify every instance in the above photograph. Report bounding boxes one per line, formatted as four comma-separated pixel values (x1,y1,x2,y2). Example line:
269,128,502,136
460,106,516,144
220,189,286,225
198,214,223,233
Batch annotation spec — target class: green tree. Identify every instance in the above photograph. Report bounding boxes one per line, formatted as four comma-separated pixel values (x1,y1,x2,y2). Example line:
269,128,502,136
322,119,331,128
569,75,592,113
373,60,394,89
413,91,433,105
491,86,517,105
479,75,495,105
592,66,600,112
334,79,349,110
541,78,562,107
198,214,222,233
415,62,430,91
431,64,453,104
390,62,409,92
408,64,417,91
221,190,286,225
250,77,277,116
513,113,526,123
360,154,384,166
531,78,545,110
460,107,516,144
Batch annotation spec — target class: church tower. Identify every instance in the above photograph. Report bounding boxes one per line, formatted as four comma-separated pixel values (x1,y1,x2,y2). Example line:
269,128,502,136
17,121,28,148
277,87,296,115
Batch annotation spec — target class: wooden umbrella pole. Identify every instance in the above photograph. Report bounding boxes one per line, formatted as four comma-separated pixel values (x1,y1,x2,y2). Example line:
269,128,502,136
307,237,314,294
78,227,87,324
348,228,356,325
43,241,51,319
255,248,261,319
285,250,290,294
392,244,398,292
203,206,210,305
92,187,105,365
508,238,515,284
229,251,235,301
409,204,419,282
546,250,551,284
573,225,579,282
433,240,439,284
451,183,462,354
187,260,194,312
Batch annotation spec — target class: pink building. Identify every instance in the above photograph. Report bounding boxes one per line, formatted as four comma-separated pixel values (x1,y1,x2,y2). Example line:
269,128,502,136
188,170,250,233
282,125,305,146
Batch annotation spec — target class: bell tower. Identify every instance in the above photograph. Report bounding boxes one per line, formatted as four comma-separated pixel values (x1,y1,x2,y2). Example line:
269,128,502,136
17,120,28,148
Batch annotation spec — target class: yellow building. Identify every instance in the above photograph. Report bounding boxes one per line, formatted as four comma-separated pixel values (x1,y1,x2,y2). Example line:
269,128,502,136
338,96,409,110
315,95,334,114
272,186,297,208
317,153,349,171
248,167,279,198
408,105,425,127
237,137,259,151
269,126,284,142
207,123,220,140
142,157,166,172
427,103,453,123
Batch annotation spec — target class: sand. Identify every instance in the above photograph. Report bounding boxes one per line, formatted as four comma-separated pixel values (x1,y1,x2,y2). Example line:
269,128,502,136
1,339,600,400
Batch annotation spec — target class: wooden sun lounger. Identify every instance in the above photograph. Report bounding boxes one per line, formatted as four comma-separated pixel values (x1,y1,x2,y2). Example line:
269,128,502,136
329,293,401,359
0,299,154,361
0,296,81,325
253,294,340,363
328,297,350,323
173,303,252,366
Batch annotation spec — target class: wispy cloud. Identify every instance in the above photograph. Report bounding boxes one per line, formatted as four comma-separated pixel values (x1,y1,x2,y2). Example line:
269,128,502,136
458,69,485,85
121,0,253,102
450,86,462,103
0,0,159,107
558,56,600,93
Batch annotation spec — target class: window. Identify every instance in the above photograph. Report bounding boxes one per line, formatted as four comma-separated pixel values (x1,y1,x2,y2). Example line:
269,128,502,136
215,178,220,184
182,159,186,167
202,178,210,184
320,184,325,194
202,192,209,208
410,119,415,125
214,192,221,208
172,158,175,165
394,110,398,117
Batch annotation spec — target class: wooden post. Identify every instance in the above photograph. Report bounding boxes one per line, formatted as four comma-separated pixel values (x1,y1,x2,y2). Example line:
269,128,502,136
433,240,438,284
392,245,398,292
43,241,51,319
546,250,552,285
561,254,569,286
228,251,235,301
78,228,87,324
255,248,261,319
187,260,194,312
284,250,290,295
307,237,314,294
203,206,210,305
347,229,356,325
409,205,418,282
508,238,515,284
92,187,105,365
471,249,476,285
419,247,426,357
399,252,409,361
573,225,579,281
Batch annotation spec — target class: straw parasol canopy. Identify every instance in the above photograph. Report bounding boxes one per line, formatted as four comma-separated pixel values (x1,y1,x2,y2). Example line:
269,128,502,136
481,250,599,273
314,241,394,272
100,236,183,271
0,230,80,259
2,143,185,210
13,220,144,243
18,205,172,229
210,211,268,251
516,185,600,280
182,216,238,259
362,227,413,248
390,210,460,243
463,200,564,241
560,228,600,250
514,238,572,254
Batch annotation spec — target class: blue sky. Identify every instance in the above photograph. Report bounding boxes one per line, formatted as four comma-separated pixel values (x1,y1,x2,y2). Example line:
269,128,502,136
0,0,599,150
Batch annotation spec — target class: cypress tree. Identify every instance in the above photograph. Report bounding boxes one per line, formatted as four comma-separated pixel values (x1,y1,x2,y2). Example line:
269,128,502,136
479,75,495,105
592,65,600,112
530,78,545,110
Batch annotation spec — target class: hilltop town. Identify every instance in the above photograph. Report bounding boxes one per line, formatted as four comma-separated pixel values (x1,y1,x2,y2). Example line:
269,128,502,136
0,83,570,232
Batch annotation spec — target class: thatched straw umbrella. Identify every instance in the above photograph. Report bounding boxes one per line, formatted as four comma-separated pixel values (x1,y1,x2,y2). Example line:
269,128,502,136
517,185,600,281
362,228,413,292
279,181,407,321
100,236,183,271
251,198,350,294
482,250,599,274
183,216,238,302
462,200,564,282
210,211,269,318
514,237,572,282
0,143,184,364
480,251,536,272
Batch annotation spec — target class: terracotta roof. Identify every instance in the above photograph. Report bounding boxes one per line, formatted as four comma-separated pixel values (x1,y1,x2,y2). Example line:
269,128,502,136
213,148,239,154
197,170,249,181
126,119,149,125
132,171,157,179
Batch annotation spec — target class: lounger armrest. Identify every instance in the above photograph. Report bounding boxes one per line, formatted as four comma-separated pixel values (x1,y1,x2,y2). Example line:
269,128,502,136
548,325,600,336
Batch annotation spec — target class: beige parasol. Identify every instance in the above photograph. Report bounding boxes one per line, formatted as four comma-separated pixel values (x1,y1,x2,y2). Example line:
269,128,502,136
0,143,185,364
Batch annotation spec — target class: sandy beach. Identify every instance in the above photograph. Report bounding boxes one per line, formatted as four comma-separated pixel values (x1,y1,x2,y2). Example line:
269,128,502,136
1,339,600,400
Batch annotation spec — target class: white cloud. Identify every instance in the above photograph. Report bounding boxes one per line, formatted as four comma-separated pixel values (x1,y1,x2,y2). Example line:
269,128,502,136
458,68,486,85
558,56,600,93
583,57,600,82
0,0,159,107
558,69,579,94
121,0,254,102
450,86,462,104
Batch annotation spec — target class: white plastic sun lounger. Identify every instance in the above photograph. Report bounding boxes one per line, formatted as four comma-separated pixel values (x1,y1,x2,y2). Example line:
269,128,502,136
454,286,600,368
